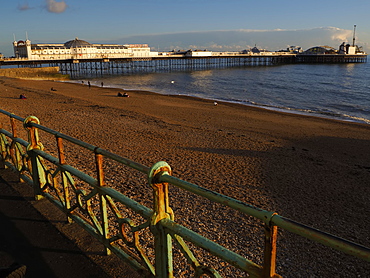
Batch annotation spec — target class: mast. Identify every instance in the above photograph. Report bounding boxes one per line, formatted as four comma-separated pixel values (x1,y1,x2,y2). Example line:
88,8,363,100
352,25,356,47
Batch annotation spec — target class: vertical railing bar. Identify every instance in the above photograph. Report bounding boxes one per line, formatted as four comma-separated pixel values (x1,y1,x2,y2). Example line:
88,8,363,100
56,136,66,164
8,115,20,179
0,133,5,169
263,223,279,278
95,152,111,255
56,135,72,223
10,115,17,138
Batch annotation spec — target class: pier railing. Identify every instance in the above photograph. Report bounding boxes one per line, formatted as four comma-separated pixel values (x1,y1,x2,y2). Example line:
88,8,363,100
0,109,369,277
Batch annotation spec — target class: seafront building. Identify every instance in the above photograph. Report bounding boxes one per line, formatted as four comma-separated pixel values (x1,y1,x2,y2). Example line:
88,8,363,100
13,38,158,60
303,43,360,55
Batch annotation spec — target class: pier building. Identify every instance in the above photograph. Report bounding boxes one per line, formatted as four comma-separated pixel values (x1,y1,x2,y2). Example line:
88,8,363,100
13,38,157,60
184,50,213,57
303,44,361,55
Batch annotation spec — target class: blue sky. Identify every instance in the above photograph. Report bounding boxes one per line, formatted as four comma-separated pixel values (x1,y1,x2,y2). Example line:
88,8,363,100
1,0,369,56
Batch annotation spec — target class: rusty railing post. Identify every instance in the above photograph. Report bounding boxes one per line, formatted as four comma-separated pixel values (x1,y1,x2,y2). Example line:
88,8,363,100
149,161,174,278
263,213,280,278
9,115,22,176
10,114,17,138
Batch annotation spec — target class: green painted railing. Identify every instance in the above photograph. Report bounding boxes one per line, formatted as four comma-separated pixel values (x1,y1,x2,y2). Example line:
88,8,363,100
0,109,369,278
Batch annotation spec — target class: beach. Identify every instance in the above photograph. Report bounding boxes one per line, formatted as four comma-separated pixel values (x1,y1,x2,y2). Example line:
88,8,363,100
0,76,369,277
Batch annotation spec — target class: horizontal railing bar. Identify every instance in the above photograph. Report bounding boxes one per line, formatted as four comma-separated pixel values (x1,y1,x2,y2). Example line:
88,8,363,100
30,122,101,151
160,174,274,221
94,150,150,174
42,191,107,242
1,113,149,181
1,114,177,179
271,215,370,262
27,122,150,174
19,174,33,186
32,149,151,207
160,174,370,262
31,149,98,186
160,218,262,277
13,137,29,147
3,162,34,188
0,129,29,147
0,129,13,138
108,243,150,274
100,187,153,218
3,161,14,169
0,109,25,122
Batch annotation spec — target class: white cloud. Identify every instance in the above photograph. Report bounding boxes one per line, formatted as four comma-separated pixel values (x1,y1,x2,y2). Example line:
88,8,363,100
330,30,352,42
46,0,67,13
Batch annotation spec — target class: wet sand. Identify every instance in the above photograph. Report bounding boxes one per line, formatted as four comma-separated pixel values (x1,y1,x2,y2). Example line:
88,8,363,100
0,76,369,277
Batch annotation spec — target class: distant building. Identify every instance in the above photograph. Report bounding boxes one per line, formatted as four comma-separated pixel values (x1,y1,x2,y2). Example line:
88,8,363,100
303,43,365,55
280,46,303,53
241,46,271,55
250,46,260,54
13,38,158,60
303,46,337,55
184,50,213,57
338,42,362,55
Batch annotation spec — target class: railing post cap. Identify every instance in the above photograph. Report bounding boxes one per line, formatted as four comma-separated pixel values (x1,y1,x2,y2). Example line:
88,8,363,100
148,161,171,185
23,115,40,128
264,212,278,226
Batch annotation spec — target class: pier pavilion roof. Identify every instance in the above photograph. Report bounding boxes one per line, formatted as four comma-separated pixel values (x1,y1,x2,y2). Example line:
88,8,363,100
64,38,92,48
304,46,337,54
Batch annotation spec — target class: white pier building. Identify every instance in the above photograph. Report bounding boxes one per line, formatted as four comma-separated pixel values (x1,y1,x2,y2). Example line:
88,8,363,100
13,38,158,60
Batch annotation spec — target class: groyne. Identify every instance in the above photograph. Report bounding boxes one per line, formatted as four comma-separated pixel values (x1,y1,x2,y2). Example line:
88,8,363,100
0,67,69,80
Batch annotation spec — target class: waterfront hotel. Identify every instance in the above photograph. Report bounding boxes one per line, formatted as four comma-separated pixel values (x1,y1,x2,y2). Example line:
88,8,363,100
13,38,157,60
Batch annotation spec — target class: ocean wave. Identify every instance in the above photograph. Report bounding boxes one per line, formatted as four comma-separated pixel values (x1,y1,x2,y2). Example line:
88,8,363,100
222,98,370,124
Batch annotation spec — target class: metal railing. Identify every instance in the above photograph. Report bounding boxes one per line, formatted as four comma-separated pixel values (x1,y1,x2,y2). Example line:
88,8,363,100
0,109,369,277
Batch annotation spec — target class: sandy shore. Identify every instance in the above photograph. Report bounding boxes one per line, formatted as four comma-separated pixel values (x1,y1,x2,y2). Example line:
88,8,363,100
0,76,369,277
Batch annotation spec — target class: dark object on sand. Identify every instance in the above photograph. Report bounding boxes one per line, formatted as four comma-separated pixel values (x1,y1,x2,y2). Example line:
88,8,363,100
19,94,27,99
117,92,129,97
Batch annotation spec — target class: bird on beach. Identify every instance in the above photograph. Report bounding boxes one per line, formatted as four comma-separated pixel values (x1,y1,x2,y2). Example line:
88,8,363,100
214,101,218,106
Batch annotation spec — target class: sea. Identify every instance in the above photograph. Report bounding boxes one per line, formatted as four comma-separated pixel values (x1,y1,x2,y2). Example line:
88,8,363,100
82,61,370,124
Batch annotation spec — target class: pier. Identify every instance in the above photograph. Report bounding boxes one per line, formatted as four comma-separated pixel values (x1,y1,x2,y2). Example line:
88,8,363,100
1,36,365,78
0,53,367,78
